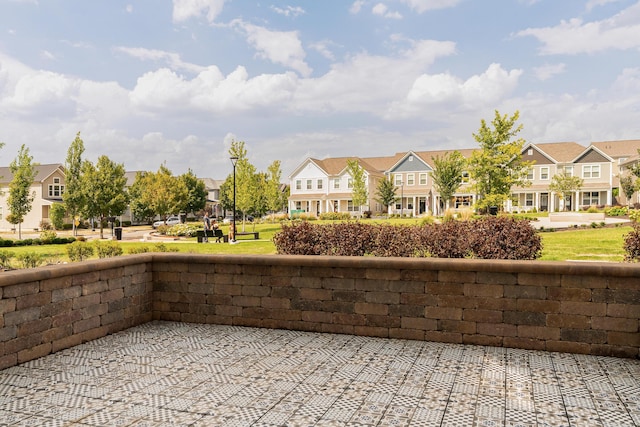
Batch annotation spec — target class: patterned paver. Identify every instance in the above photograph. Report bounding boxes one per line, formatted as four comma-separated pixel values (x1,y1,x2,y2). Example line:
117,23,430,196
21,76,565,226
0,321,638,426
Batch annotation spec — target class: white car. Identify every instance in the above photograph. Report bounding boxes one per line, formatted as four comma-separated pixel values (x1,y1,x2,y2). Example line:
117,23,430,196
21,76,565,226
153,216,181,229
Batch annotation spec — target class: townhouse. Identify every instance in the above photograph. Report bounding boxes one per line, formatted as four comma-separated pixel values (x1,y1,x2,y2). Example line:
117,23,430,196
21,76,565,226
288,140,640,216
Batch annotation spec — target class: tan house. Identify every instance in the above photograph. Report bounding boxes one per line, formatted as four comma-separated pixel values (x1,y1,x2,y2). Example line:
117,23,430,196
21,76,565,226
0,164,65,231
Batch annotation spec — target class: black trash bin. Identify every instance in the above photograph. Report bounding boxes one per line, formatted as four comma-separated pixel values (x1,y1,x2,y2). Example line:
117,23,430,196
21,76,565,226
114,227,123,240
488,206,498,216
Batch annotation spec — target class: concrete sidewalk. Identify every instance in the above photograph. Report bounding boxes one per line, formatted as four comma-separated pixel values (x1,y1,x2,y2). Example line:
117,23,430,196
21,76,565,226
0,321,638,426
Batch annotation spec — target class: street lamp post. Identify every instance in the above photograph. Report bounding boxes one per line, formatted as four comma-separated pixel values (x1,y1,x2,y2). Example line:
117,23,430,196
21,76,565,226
400,184,404,217
230,156,238,242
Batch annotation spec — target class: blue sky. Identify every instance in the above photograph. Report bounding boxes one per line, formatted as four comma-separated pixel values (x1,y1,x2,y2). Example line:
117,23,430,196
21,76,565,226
1,0,639,179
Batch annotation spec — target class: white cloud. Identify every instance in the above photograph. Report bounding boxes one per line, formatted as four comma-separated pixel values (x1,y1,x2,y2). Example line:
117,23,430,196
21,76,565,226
172,0,225,23
270,5,305,17
40,50,56,61
350,1,366,14
232,20,312,77
516,2,640,54
533,63,566,80
373,3,403,19
309,40,336,61
114,46,205,74
400,0,461,13
387,63,523,119
125,4,133,13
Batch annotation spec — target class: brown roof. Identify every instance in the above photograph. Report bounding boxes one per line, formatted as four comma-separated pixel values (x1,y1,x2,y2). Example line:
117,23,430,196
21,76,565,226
591,140,640,158
415,148,476,168
0,163,64,185
533,142,586,163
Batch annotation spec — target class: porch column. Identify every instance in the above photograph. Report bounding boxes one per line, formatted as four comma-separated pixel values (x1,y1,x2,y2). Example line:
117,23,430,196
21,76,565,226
574,191,580,211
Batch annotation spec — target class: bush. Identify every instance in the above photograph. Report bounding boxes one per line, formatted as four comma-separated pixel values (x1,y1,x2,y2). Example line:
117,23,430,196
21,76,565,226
629,210,640,223
605,206,628,217
319,212,351,221
15,252,43,269
273,217,542,260
624,223,640,262
39,230,58,244
166,223,198,237
127,243,179,254
66,241,95,262
128,246,150,254
0,250,13,269
94,240,123,258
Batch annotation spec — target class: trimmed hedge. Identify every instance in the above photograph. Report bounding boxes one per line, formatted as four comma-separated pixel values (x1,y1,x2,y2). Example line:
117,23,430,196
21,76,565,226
273,216,542,260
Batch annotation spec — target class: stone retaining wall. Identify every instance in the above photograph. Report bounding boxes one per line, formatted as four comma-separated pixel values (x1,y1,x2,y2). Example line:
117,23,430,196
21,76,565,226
0,256,153,370
0,253,638,371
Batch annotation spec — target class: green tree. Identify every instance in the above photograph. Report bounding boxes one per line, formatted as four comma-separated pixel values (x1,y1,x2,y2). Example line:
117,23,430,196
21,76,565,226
8,145,37,239
63,132,85,236
131,165,189,225
468,110,532,213
180,169,207,215
81,155,129,239
548,172,584,211
226,140,257,229
375,176,397,213
128,172,156,223
266,160,285,214
620,175,636,208
431,151,466,211
49,202,66,230
253,172,269,217
346,159,368,217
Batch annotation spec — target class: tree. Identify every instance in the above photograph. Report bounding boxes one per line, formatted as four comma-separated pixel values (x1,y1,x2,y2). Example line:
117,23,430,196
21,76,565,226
63,132,85,236
180,169,207,215
81,155,129,239
468,110,532,213
50,202,66,230
548,172,583,211
620,175,636,208
266,160,285,214
375,177,397,213
128,172,156,223
129,165,189,225
431,151,466,211
346,159,368,217
225,140,258,230
8,145,37,239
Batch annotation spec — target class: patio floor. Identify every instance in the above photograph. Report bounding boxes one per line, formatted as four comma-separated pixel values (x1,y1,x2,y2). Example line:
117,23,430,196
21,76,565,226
0,321,638,426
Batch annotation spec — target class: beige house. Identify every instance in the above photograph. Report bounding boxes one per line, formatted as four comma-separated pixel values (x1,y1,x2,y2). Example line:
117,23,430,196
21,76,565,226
288,139,640,216
0,164,66,231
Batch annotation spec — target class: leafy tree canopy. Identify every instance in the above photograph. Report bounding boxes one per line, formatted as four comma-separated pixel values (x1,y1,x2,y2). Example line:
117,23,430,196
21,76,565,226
431,151,466,211
8,144,36,239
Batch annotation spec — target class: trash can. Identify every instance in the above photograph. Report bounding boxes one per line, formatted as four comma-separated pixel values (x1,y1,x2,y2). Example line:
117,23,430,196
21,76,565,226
114,227,123,240
489,206,498,216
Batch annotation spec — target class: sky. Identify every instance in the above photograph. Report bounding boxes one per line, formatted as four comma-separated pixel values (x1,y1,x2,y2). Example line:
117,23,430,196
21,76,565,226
0,0,639,180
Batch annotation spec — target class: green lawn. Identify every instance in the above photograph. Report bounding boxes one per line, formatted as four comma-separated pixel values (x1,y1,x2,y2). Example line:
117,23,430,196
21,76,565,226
0,220,635,265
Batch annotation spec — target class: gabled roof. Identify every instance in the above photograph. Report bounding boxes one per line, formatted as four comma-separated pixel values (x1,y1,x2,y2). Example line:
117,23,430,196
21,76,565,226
591,140,640,158
0,163,64,185
415,148,476,169
529,142,586,163
313,157,386,177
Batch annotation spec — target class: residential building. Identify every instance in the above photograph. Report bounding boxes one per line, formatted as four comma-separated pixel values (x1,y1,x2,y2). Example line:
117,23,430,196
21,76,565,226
288,139,640,216
0,164,65,231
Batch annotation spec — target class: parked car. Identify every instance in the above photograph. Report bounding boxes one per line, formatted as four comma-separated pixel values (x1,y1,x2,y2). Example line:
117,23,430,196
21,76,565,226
153,216,181,229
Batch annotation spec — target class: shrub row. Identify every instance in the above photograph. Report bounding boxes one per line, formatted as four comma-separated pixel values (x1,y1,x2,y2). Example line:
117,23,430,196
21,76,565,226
273,216,542,260
0,236,76,247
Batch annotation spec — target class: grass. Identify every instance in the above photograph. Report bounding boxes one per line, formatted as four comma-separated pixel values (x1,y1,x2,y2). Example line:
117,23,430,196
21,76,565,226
0,220,635,265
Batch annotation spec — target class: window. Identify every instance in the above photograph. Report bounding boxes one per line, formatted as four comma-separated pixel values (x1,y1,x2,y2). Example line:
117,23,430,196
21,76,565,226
407,174,415,186
306,180,312,190
295,201,302,210
317,179,323,190
525,193,534,207
564,166,574,177
394,174,403,186
295,180,302,190
347,200,357,212
583,165,600,179
347,178,353,189
333,178,340,189
48,177,65,197
540,167,549,180
395,201,402,210
407,201,413,210
461,171,470,184
582,192,600,206
419,173,427,185
526,168,534,180
527,149,533,155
